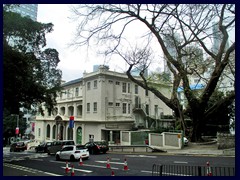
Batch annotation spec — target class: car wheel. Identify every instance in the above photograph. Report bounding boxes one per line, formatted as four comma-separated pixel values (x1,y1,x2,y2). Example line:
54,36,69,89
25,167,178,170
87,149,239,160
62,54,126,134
70,155,75,162
47,150,51,155
56,155,60,161
103,151,106,154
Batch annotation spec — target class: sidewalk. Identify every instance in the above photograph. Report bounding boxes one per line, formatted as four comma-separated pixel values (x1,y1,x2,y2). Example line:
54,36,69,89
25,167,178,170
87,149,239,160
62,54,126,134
164,142,233,156
109,143,235,157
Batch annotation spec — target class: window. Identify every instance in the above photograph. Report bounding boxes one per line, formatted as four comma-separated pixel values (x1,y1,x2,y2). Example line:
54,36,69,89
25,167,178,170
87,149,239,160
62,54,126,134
128,104,131,114
67,89,71,98
122,103,127,114
109,80,113,84
75,87,79,97
38,128,41,137
146,104,149,115
108,102,113,106
116,103,120,107
94,80,98,88
122,82,127,93
135,85,138,94
87,103,90,112
128,83,131,93
46,124,50,138
145,89,149,96
116,81,120,85
87,82,91,90
93,102,97,112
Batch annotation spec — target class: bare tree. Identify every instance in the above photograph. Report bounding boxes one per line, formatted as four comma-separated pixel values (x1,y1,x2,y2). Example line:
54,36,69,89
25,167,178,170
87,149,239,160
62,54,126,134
71,4,235,142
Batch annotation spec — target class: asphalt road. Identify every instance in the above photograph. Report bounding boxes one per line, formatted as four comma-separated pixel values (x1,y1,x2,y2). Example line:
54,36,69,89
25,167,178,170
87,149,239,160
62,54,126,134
3,148,235,176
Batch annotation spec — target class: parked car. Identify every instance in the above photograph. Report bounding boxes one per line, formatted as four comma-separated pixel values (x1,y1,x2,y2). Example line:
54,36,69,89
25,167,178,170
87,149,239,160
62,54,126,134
84,141,109,154
10,141,27,152
55,145,89,161
35,141,53,153
184,137,189,146
47,140,75,155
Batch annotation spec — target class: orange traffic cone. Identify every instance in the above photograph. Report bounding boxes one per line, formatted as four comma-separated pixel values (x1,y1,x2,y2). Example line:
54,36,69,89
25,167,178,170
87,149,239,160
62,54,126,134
71,165,75,176
106,157,111,168
111,170,115,176
79,156,83,166
206,161,212,176
65,161,69,174
123,158,128,170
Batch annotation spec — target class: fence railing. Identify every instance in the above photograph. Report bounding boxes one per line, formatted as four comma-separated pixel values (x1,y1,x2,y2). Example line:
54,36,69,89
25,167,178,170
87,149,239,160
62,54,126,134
152,164,235,176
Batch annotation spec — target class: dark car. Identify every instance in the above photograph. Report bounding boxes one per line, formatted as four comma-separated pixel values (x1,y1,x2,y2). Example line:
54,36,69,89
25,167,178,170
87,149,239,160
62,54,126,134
35,141,53,153
10,141,27,152
84,141,109,154
47,140,75,155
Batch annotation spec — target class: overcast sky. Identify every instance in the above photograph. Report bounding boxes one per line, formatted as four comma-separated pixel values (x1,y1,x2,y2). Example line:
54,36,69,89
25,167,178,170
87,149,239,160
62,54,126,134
37,4,235,83
37,4,134,82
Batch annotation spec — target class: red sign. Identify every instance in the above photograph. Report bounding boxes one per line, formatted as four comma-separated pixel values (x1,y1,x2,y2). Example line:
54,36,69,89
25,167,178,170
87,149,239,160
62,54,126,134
15,127,19,135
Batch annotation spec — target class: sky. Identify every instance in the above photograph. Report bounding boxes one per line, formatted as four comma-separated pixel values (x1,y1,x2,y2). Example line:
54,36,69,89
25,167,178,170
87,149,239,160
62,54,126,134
37,4,139,82
37,4,235,83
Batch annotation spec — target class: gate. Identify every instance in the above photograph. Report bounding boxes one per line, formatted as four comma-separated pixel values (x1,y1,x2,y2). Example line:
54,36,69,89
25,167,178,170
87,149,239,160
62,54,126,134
152,164,235,176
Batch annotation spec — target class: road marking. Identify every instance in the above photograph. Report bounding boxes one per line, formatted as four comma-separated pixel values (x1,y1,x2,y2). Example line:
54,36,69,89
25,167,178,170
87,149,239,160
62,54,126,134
95,160,124,165
125,155,157,158
4,163,63,176
83,164,119,170
61,167,92,173
141,170,152,173
173,161,188,164
43,172,62,176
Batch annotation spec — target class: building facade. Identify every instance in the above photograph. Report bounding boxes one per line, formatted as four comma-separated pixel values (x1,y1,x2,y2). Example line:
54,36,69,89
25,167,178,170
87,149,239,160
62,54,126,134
35,66,173,144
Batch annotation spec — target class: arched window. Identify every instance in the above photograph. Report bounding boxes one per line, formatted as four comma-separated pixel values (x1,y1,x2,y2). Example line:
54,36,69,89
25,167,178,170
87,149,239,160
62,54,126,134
46,124,50,138
52,125,56,139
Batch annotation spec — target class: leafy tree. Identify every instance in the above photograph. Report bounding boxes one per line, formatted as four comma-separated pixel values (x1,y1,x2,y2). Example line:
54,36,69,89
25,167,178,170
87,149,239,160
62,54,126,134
71,4,235,142
3,6,62,134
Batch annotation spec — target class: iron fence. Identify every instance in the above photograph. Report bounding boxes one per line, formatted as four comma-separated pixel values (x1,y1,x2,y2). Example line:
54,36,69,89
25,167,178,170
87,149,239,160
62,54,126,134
152,164,235,176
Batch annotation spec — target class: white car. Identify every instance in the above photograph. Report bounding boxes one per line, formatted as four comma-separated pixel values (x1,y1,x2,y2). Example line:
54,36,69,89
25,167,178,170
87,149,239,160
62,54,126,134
55,145,89,161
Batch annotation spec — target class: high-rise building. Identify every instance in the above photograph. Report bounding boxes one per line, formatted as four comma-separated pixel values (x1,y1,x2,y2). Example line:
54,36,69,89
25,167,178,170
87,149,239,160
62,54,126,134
10,4,38,21
212,22,229,54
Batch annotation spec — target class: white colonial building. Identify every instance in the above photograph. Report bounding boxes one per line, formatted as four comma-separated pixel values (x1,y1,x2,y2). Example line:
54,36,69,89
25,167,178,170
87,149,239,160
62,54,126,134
35,65,173,145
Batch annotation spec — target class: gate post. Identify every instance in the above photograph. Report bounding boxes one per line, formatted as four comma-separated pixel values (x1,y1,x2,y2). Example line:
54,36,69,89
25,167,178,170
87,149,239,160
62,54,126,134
198,166,202,176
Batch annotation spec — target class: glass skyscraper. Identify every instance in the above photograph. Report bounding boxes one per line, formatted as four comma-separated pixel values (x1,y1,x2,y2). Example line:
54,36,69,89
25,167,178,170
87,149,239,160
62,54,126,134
10,4,38,21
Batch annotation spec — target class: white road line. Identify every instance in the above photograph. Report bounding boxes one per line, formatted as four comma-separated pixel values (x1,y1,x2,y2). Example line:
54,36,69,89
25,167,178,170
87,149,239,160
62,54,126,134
141,170,152,173
61,167,92,173
95,160,124,165
44,172,62,176
83,164,119,170
173,161,188,164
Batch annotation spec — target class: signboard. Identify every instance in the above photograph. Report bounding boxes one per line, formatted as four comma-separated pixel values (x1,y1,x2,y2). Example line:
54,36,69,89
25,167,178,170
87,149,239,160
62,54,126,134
69,116,74,128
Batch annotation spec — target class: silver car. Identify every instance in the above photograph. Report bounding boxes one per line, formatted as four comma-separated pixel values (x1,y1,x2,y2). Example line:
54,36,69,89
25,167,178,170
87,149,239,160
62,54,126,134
55,145,89,161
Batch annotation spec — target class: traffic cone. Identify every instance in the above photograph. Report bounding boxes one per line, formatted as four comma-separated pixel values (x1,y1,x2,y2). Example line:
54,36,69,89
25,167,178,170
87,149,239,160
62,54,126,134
206,161,212,176
106,157,111,168
111,170,115,176
79,156,83,166
65,161,69,174
123,158,128,170
71,165,75,176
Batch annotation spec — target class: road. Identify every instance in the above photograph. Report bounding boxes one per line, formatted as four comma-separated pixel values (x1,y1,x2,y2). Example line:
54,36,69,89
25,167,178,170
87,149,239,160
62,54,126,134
3,148,235,176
